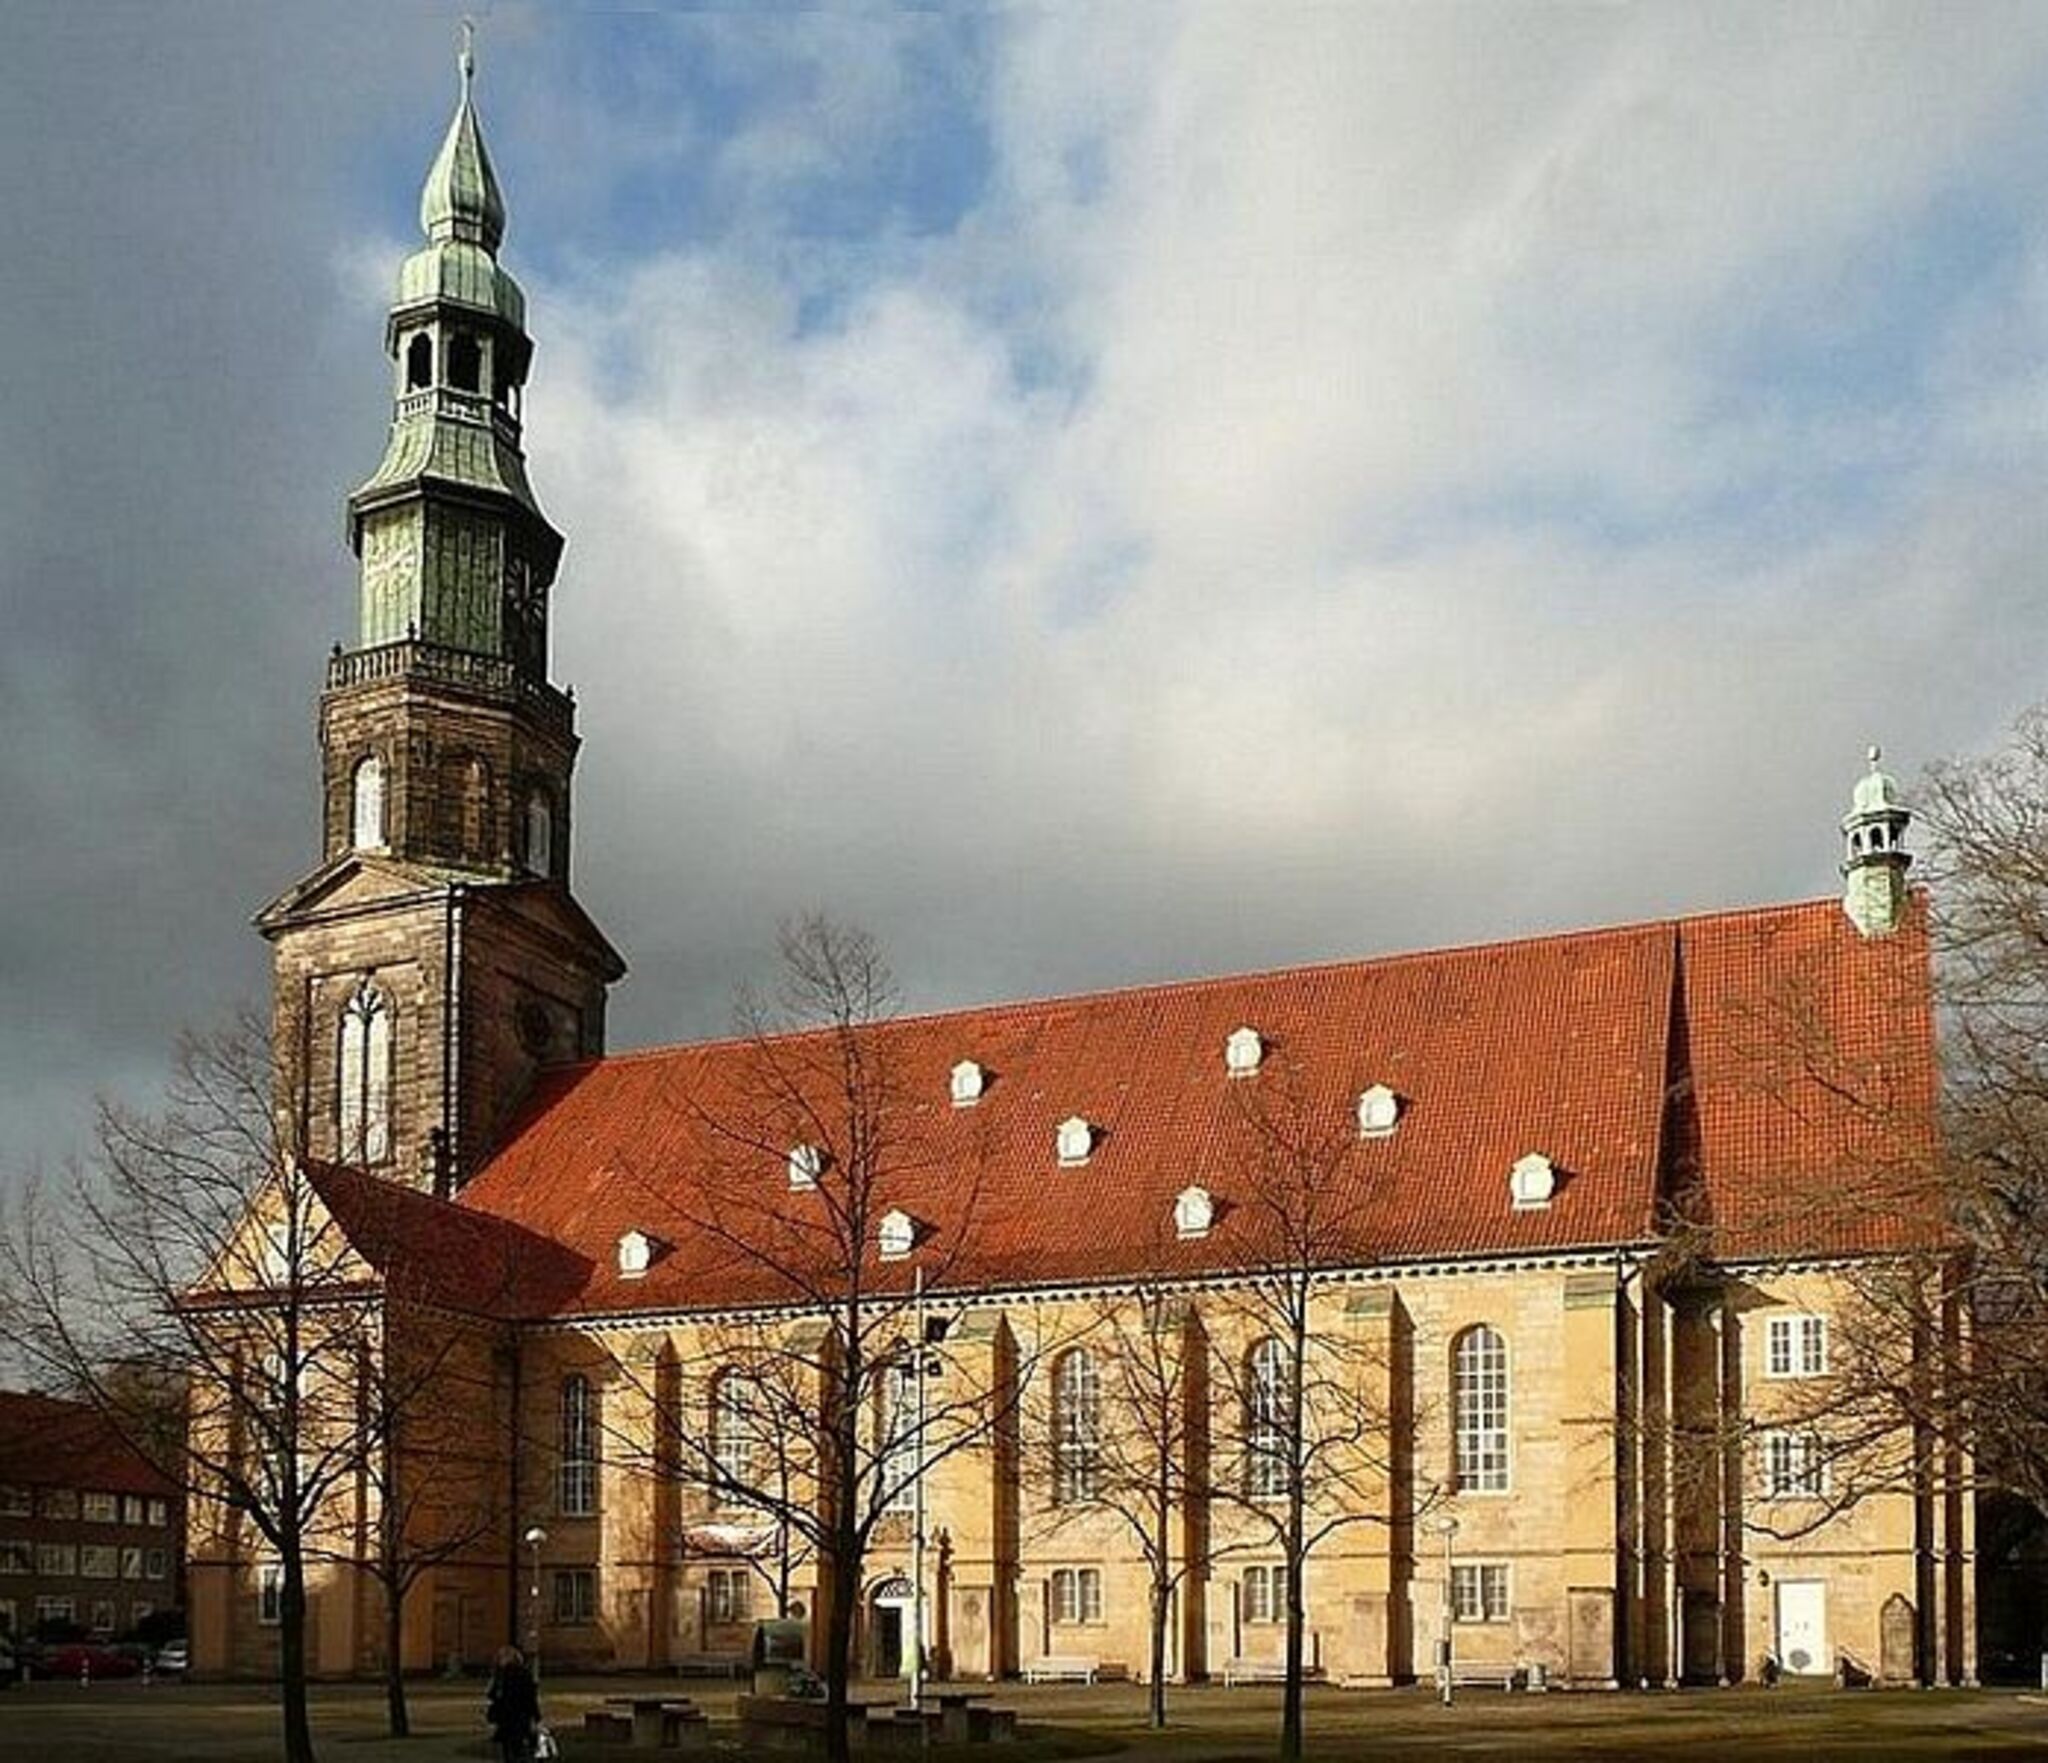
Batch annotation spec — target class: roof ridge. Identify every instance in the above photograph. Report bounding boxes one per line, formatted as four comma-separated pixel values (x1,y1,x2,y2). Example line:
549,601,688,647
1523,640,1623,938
553,893,1845,1075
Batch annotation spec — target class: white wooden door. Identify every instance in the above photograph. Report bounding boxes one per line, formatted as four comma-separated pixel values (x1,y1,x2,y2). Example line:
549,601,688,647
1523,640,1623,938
1775,1580,1828,1675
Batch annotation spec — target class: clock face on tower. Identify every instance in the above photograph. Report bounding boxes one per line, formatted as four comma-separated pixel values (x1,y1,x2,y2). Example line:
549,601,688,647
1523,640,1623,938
504,553,547,674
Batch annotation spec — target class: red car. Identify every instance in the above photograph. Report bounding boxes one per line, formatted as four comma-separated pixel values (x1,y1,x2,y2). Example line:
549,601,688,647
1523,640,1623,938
35,1643,141,1681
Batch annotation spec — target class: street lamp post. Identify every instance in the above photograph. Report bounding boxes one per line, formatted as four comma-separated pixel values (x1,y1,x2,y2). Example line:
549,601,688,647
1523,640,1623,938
523,1526,548,1680
910,1267,928,1712
1430,1515,1460,1707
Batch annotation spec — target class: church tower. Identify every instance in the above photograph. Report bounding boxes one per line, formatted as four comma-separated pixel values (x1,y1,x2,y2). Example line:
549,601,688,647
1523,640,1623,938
258,43,624,1192
1841,745,1913,938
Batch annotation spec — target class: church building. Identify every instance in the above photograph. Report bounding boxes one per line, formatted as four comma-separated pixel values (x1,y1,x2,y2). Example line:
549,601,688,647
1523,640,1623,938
185,61,1972,1693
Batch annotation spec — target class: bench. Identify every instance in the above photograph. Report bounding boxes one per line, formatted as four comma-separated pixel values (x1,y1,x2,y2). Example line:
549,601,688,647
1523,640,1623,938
672,1651,751,1679
1443,1662,1525,1691
582,1708,634,1744
1023,1655,1129,1683
1221,1659,1328,1687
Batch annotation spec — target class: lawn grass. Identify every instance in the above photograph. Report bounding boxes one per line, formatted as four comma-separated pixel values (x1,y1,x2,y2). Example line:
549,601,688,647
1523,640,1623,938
4,1675,2048,1761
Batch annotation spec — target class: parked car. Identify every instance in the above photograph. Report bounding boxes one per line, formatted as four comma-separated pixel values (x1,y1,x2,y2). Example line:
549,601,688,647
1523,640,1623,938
153,1640,189,1677
35,1642,142,1681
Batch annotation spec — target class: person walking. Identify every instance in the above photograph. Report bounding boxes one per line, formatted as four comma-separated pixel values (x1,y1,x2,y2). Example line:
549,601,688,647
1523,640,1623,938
486,1644,543,1763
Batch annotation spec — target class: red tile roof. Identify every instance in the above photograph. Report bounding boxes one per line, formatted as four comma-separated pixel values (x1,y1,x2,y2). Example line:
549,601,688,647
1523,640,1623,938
0,1390,180,1499
433,896,1937,1319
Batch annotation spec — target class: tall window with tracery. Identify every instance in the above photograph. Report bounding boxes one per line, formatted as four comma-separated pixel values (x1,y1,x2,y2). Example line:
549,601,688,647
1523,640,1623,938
1053,1349,1101,1504
711,1369,760,1508
1453,1325,1509,1492
1246,1337,1289,1500
351,755,385,850
336,984,392,1164
559,1374,596,1516
876,1358,918,1514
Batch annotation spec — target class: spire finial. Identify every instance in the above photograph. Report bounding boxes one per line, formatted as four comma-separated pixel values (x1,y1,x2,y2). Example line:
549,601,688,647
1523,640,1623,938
1867,743,1882,769
459,17,476,95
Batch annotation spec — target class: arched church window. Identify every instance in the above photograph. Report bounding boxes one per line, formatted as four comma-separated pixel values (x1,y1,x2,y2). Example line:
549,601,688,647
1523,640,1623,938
1052,1348,1101,1505
1245,1337,1289,1500
336,984,393,1166
559,1375,596,1516
525,788,553,878
711,1368,761,1508
1453,1325,1510,1492
351,756,385,851
405,332,432,391
448,331,482,393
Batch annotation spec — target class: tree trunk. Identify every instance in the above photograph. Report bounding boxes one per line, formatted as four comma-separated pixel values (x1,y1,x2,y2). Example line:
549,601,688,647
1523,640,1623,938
1148,1579,1169,1728
1281,1559,1304,1763
824,1538,859,1763
280,1547,318,1763
384,1577,410,1738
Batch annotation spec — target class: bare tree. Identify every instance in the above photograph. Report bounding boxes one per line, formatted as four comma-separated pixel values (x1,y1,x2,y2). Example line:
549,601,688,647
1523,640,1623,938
604,916,1035,1763
1206,1063,1431,1763
1019,1283,1207,1727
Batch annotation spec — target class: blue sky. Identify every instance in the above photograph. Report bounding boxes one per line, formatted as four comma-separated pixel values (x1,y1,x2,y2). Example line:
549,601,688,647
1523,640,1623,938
9,2,2048,1183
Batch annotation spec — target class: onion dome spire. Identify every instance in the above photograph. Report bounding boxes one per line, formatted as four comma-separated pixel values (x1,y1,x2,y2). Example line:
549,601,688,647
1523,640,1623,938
1841,744,1912,938
420,21,506,251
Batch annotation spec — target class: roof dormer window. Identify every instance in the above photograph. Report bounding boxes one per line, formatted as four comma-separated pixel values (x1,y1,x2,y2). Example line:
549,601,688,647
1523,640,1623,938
788,1143,825,1191
1224,1027,1264,1077
1056,1116,1095,1166
950,1060,986,1106
1174,1185,1214,1239
617,1229,658,1279
1357,1084,1400,1138
878,1208,917,1261
1509,1152,1555,1211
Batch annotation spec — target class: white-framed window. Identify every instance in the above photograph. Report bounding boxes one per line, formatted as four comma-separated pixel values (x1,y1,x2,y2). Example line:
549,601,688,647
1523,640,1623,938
337,982,394,1165
877,1359,919,1514
1053,1349,1102,1505
711,1369,760,1507
1243,1564,1290,1624
1357,1084,1400,1137
41,1488,78,1520
145,1498,168,1528
80,1546,118,1580
1173,1184,1214,1239
1452,1562,1510,1623
0,1486,27,1517
351,754,385,851
1763,1430,1827,1498
0,1541,30,1575
35,1597,74,1626
82,1492,118,1524
1051,1567,1102,1625
558,1375,597,1516
787,1143,824,1190
552,1567,596,1625
121,1548,143,1581
877,1208,916,1260
707,1567,753,1625
144,1550,167,1581
89,1599,115,1634
1766,1314,1828,1379
37,1543,76,1577
120,1494,146,1526
257,1563,284,1626
1055,1117,1094,1166
1225,1026,1264,1076
1246,1338,1289,1500
1453,1325,1510,1492
949,1059,986,1105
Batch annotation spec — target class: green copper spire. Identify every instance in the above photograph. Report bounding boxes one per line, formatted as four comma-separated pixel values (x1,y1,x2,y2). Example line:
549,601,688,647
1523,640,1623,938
345,25,562,674
420,25,506,251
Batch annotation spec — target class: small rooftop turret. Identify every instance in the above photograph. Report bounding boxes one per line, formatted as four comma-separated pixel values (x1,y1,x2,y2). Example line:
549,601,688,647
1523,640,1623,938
1841,745,1912,938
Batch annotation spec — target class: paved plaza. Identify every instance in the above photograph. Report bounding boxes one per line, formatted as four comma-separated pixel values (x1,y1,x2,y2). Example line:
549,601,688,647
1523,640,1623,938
5,1678,2048,1761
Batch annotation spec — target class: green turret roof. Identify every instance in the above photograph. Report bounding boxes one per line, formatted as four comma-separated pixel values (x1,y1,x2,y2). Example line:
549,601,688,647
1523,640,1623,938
419,46,505,251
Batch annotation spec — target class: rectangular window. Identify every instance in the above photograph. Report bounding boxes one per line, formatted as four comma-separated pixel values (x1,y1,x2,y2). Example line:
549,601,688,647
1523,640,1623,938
145,1498,168,1529
0,1487,27,1518
121,1548,143,1580
1050,1567,1102,1625
82,1492,118,1525
258,1563,284,1626
1764,1430,1826,1497
0,1541,31,1576
1452,1563,1511,1623
1243,1564,1291,1624
89,1599,115,1634
37,1543,77,1578
120,1495,147,1526
80,1546,119,1580
145,1550,168,1581
707,1568,753,1625
41,1488,78,1520
1766,1315,1828,1379
129,1601,152,1628
558,1378,597,1517
878,1362,919,1514
552,1568,596,1625
35,1597,74,1626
